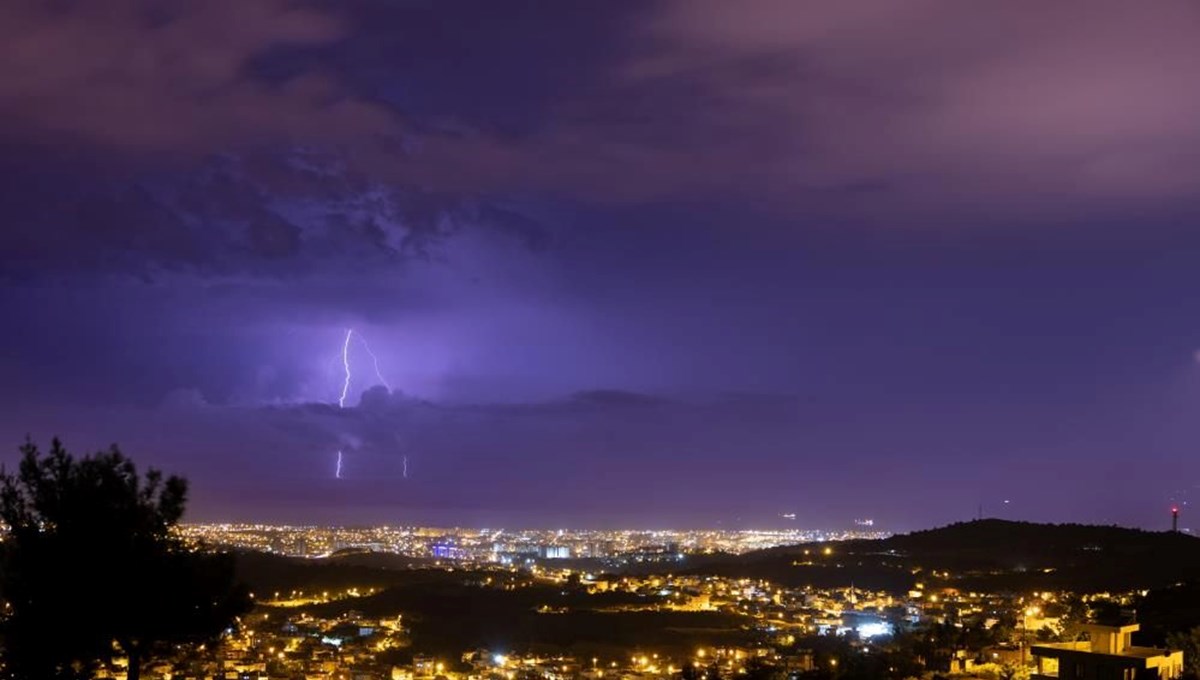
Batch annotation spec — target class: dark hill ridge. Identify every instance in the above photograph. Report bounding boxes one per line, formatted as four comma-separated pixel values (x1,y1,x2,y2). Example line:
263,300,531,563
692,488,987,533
862,519,1198,571
684,519,1200,593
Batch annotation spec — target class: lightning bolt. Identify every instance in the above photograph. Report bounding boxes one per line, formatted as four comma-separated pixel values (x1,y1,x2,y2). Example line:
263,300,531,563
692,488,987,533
337,328,391,407
332,327,399,481
403,455,408,480
338,329,353,408
335,329,352,480
358,334,392,393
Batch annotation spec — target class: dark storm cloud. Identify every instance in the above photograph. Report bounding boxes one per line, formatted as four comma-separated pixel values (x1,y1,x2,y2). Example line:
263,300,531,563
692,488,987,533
5,1,1200,529
0,141,551,281
393,1,1200,220
0,0,390,149
0,1,549,281
6,0,1198,282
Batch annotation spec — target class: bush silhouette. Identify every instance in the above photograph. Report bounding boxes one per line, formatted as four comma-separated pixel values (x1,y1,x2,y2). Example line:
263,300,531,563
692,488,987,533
0,439,250,680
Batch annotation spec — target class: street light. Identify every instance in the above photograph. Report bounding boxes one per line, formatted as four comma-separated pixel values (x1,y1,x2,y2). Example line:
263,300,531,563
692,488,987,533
1021,606,1040,665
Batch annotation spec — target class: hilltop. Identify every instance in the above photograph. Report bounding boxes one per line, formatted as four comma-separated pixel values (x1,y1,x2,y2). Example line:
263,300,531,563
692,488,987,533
685,519,1200,593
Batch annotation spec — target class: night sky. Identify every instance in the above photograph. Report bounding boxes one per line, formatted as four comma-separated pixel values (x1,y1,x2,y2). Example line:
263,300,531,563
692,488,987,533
3,1,1200,530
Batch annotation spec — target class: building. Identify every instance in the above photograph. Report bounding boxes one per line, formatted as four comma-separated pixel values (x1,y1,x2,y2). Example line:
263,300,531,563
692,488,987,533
1031,624,1183,680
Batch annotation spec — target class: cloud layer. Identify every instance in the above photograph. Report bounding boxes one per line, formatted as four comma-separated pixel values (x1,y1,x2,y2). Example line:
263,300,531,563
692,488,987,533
4,2,1200,529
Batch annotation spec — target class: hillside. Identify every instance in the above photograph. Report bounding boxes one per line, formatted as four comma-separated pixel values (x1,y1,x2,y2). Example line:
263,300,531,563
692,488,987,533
684,519,1200,593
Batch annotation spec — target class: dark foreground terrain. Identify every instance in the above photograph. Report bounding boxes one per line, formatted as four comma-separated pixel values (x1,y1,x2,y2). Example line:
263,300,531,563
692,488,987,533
685,519,1200,593
236,553,754,658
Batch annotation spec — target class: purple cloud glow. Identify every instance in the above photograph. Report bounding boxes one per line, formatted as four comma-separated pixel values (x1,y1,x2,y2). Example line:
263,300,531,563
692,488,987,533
2,1,1200,529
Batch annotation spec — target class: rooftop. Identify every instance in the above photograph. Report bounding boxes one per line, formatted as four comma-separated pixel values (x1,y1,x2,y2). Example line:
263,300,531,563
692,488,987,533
1033,642,1169,660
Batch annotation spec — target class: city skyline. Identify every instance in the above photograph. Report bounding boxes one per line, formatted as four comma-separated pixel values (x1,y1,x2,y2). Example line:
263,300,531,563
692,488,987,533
5,1,1200,529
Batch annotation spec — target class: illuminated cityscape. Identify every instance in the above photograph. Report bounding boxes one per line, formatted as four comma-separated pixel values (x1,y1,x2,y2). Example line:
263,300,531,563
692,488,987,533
180,525,890,561
84,521,1188,680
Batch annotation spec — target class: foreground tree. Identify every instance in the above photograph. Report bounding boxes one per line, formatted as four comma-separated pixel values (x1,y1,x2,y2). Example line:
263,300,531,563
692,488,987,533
0,439,250,680
1166,627,1200,680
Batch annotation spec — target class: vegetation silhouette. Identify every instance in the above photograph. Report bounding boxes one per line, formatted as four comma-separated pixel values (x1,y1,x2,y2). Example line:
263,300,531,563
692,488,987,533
0,439,250,680
1165,627,1200,680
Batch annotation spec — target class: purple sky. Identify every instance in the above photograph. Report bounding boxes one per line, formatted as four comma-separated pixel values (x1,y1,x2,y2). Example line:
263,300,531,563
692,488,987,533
3,1,1200,530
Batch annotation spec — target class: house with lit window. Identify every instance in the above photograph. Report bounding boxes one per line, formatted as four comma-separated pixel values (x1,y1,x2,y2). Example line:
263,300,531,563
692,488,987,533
1031,624,1183,680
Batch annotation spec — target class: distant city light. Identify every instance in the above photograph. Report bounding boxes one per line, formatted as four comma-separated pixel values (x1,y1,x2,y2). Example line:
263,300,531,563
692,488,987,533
858,622,892,638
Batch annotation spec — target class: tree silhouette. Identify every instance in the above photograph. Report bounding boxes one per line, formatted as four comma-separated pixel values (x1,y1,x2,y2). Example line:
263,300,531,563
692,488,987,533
1088,599,1126,627
1165,627,1200,680
0,439,250,680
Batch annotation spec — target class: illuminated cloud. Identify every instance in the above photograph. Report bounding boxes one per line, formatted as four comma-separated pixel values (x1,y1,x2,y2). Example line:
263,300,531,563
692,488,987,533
3,1,1200,528
0,0,392,150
